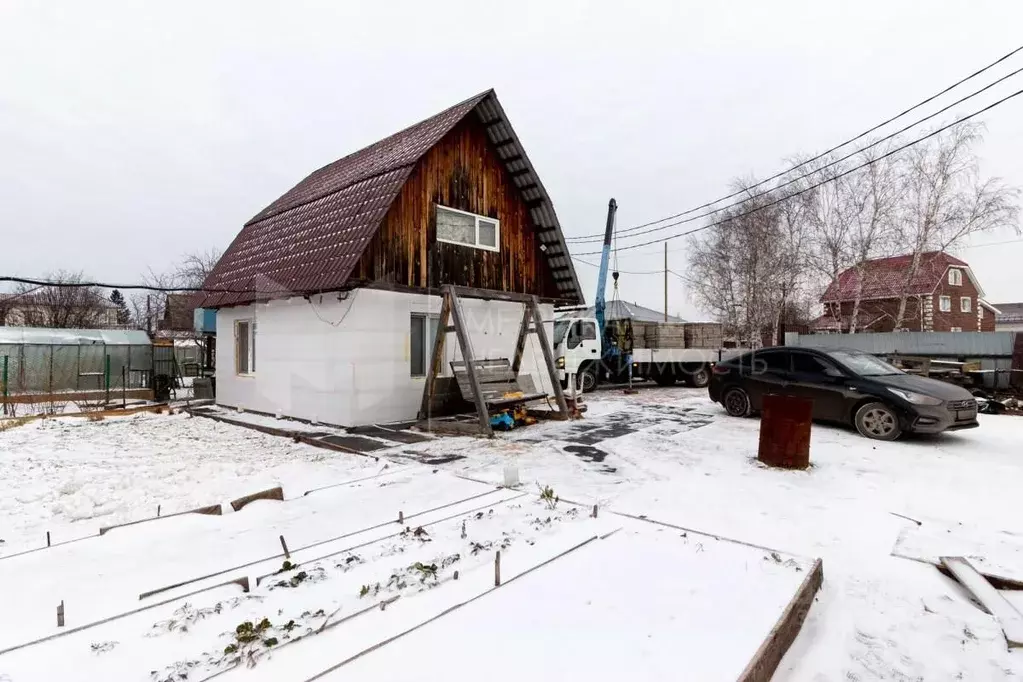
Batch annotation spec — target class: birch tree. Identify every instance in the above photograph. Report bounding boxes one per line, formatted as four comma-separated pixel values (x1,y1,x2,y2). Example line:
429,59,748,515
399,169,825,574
688,181,808,347
892,122,1019,328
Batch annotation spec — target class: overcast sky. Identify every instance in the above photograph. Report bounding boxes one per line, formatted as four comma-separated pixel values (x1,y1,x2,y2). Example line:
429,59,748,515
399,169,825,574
2,0,1022,320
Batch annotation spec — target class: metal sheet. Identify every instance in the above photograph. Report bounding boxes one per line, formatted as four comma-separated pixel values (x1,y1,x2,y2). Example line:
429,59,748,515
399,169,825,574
788,331,1016,357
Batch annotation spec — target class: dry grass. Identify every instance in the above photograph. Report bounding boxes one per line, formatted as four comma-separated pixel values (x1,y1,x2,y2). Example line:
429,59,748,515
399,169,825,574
0,415,35,432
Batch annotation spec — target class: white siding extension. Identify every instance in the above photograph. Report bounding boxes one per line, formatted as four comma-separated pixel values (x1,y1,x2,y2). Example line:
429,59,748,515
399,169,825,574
215,288,556,427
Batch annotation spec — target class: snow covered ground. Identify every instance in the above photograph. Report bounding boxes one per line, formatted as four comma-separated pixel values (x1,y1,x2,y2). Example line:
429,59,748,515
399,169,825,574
398,387,1023,680
0,411,389,555
1,386,1022,680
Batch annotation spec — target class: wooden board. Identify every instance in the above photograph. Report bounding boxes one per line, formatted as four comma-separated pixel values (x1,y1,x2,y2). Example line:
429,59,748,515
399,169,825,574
941,556,1023,648
738,558,824,682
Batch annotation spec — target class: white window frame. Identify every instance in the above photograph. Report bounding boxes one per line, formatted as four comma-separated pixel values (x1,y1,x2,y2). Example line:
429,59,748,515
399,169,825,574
948,268,962,286
939,295,951,312
435,205,500,253
410,313,441,378
235,319,256,376
950,326,962,333
960,297,972,313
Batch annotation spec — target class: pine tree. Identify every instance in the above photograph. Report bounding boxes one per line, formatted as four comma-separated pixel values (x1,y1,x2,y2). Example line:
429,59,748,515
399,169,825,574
109,289,131,325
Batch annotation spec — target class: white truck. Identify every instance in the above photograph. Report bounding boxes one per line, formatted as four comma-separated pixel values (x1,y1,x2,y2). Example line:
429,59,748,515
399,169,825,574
552,315,739,392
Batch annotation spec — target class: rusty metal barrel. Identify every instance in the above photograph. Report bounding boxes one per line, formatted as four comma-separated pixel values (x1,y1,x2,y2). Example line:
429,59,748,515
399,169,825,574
757,394,812,469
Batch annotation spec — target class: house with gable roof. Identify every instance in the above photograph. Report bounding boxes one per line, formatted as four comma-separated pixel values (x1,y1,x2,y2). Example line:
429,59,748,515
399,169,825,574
813,251,998,333
196,90,583,426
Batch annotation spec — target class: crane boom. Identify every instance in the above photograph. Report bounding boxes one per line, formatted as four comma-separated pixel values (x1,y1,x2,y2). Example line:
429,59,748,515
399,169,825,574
593,198,617,337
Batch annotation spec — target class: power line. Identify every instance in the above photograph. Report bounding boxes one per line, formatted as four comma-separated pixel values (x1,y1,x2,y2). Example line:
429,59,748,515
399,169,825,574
574,258,692,284
0,276,293,296
572,87,1023,256
566,43,1023,244
569,64,1023,246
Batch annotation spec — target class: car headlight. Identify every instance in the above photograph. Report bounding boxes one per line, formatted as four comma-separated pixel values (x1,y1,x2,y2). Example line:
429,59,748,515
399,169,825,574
887,387,943,406
556,356,565,369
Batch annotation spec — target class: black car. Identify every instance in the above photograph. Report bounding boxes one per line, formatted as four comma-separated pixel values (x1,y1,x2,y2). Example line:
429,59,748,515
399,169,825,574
708,346,979,440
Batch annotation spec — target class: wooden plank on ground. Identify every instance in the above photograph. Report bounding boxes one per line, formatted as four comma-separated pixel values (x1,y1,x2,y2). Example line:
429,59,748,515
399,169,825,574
737,558,824,682
941,556,1023,648
229,486,284,512
98,503,222,535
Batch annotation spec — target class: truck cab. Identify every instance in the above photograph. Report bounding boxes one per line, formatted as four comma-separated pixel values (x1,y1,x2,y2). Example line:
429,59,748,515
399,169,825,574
553,316,602,391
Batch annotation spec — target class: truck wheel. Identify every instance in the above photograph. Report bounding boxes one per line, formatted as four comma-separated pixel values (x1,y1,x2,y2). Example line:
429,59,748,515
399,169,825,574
577,366,598,393
723,387,751,417
854,402,902,441
686,367,710,388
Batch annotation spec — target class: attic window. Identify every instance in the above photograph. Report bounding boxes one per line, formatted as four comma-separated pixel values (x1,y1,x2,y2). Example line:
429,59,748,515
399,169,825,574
948,268,962,286
436,205,500,252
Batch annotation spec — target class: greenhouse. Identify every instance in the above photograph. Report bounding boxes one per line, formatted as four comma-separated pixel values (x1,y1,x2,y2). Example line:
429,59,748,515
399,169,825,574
0,327,153,398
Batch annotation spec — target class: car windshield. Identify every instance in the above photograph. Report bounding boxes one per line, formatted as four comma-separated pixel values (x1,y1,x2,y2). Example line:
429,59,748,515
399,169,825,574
829,351,904,377
553,320,572,346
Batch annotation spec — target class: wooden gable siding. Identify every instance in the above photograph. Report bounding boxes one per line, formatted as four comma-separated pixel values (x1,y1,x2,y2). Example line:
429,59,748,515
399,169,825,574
349,114,560,299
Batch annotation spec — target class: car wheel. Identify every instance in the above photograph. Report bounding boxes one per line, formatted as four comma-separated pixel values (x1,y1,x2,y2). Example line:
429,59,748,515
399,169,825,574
854,402,902,441
723,387,751,417
577,366,598,393
687,367,710,388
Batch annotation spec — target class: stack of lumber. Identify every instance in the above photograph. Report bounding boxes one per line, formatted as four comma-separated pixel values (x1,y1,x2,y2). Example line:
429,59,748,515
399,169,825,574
631,322,686,349
684,323,724,349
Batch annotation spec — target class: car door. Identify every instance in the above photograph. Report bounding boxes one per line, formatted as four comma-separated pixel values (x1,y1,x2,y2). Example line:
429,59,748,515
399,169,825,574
578,320,601,362
788,351,850,422
744,349,792,410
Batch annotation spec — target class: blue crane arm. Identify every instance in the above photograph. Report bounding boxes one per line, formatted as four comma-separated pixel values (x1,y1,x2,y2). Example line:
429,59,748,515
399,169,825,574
593,198,617,337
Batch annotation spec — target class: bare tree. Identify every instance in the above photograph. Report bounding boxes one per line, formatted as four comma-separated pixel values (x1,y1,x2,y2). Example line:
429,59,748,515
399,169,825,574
174,248,222,288
790,146,903,333
13,271,106,328
892,122,1020,328
127,249,223,333
839,146,903,332
688,181,808,347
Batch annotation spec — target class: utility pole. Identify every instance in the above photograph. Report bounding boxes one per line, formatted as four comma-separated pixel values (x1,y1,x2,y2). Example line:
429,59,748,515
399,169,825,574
777,282,788,347
664,242,668,322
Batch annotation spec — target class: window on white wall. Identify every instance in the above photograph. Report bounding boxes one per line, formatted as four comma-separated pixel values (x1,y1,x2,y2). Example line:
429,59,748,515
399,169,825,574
436,205,500,252
410,313,441,377
236,319,256,375
939,296,951,312
961,297,972,313
948,268,962,286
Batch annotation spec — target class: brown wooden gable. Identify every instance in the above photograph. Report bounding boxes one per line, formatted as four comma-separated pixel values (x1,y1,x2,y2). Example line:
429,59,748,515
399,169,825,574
349,114,561,300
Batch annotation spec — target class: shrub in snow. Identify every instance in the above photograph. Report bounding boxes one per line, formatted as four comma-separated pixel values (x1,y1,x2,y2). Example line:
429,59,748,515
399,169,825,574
537,483,559,510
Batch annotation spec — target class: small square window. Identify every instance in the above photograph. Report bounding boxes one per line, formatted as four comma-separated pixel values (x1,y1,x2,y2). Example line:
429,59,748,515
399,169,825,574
948,269,962,286
478,219,498,248
939,296,951,312
960,297,972,313
950,326,962,333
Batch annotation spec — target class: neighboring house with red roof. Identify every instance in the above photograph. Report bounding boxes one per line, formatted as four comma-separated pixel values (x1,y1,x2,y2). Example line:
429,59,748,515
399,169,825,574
813,251,997,334
195,90,582,426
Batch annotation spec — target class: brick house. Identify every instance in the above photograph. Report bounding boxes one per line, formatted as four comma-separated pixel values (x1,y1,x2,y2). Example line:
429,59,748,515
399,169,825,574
813,251,998,333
